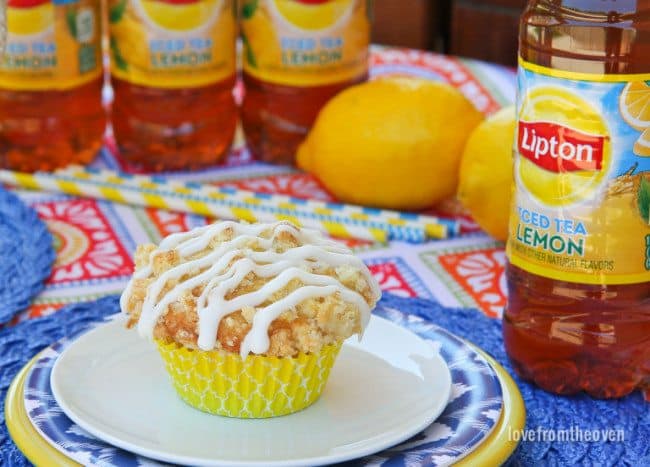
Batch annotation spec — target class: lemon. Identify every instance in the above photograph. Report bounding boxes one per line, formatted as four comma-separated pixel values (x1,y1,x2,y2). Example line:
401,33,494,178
620,81,650,131
273,0,353,30
634,128,650,157
297,77,484,210
140,0,219,31
457,106,515,241
7,3,54,36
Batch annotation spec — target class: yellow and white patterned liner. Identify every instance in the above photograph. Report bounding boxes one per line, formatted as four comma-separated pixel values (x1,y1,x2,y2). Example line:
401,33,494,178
156,340,342,418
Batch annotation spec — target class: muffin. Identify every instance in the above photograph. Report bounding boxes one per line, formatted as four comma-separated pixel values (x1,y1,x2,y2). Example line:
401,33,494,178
120,220,381,418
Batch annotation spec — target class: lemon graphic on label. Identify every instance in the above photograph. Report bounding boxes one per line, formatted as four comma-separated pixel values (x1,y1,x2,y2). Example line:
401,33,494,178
273,0,353,30
620,81,650,131
620,81,650,157
138,0,220,32
517,87,611,206
581,169,650,278
634,128,650,157
7,0,54,36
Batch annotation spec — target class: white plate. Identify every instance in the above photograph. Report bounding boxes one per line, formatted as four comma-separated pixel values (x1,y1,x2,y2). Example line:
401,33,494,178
50,315,452,467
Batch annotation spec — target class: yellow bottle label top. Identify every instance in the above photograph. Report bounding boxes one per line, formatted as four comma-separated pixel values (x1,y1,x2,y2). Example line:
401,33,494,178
240,0,370,87
0,0,102,91
108,0,236,89
507,59,650,285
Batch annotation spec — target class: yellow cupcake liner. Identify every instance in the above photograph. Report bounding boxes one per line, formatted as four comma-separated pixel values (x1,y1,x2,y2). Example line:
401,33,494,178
155,341,342,418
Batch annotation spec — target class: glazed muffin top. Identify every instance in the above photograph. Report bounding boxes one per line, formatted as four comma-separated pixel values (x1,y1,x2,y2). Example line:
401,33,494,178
120,221,381,358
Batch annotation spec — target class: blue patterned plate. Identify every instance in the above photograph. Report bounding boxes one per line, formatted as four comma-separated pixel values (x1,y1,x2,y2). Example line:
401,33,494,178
24,308,502,466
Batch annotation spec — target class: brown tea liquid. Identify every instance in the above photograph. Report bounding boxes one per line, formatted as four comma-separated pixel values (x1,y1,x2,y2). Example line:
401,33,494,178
111,75,237,172
241,73,366,165
0,78,105,172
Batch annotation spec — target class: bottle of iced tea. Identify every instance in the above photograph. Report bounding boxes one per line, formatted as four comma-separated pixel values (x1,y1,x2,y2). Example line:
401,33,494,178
504,0,650,398
0,0,104,172
108,0,236,171
240,0,371,165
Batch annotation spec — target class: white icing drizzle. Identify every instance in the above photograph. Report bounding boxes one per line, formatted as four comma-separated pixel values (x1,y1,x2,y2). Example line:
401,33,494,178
120,221,381,358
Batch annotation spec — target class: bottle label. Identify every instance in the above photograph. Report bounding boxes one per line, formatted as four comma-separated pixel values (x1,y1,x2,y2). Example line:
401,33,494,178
507,59,650,285
108,0,236,89
0,0,102,91
240,0,370,87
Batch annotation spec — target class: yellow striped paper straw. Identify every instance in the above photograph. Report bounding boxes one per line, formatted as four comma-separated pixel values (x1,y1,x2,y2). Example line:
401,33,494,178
68,167,458,240
68,167,457,240
0,166,458,243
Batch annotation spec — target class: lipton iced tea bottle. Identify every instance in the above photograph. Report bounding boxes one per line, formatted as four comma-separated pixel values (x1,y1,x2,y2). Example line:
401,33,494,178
0,0,104,172
504,0,650,398
108,0,236,171
240,0,370,165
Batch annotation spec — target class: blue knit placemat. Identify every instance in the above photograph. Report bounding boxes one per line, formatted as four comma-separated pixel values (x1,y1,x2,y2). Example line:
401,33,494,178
1,294,648,466
0,186,54,324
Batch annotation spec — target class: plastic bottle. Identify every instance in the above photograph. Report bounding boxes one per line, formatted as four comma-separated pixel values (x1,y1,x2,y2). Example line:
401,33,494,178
240,0,371,165
0,0,104,172
108,0,236,171
504,0,650,398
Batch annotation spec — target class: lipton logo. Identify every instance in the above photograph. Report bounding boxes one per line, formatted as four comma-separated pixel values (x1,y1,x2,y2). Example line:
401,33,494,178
518,121,606,173
8,0,50,7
